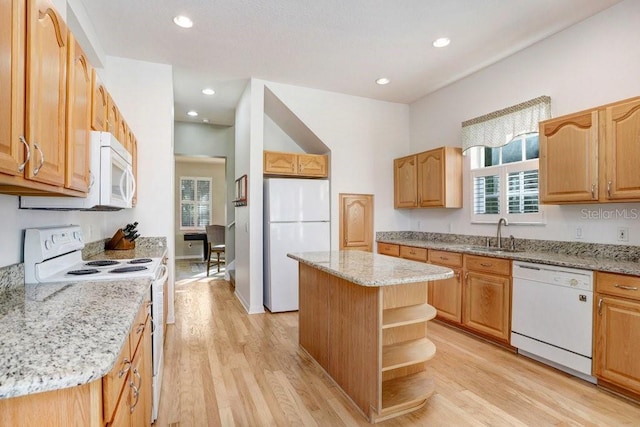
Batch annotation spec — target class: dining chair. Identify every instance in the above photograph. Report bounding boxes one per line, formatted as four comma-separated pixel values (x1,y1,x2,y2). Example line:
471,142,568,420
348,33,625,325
205,225,226,275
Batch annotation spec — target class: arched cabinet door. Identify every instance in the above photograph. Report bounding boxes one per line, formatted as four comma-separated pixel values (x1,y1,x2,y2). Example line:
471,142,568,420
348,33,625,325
25,0,68,186
340,193,373,252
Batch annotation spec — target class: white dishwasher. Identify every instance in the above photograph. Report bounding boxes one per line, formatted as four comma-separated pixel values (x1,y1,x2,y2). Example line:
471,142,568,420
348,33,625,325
511,261,595,383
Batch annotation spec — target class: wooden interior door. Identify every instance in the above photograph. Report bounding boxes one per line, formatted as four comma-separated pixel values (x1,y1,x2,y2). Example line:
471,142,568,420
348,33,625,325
339,193,373,251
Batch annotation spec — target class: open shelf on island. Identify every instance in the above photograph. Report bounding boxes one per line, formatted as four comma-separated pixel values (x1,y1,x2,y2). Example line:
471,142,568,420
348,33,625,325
383,304,437,329
382,338,436,372
379,371,435,420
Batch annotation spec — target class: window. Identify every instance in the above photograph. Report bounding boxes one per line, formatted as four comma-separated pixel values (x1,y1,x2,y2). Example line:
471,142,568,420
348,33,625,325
180,177,212,230
470,133,544,224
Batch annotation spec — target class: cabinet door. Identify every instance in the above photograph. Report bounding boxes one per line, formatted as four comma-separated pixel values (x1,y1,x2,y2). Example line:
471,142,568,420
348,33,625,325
594,296,640,394
339,193,373,251
417,149,445,207
0,0,26,176
263,151,296,176
604,98,640,200
297,154,328,177
25,0,67,186
463,271,511,341
107,95,120,138
428,267,462,323
393,155,417,208
539,111,598,203
65,33,90,192
90,69,107,131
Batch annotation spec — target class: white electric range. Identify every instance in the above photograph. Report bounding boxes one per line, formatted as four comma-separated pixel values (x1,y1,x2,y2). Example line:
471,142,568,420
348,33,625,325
23,225,167,422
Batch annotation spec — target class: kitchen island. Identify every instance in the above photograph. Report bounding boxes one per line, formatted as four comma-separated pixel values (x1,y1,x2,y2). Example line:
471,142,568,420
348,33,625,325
287,250,453,423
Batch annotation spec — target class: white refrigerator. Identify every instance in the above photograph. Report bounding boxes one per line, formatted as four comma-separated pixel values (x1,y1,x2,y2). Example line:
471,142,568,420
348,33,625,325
264,178,330,312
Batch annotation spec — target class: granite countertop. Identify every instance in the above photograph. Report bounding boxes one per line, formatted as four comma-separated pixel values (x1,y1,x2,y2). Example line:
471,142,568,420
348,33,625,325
287,250,453,286
0,277,151,399
377,238,640,276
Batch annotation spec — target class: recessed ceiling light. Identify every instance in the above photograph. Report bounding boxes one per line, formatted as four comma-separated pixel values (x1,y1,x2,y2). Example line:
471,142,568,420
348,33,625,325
376,77,390,85
187,110,198,117
202,88,215,96
202,118,210,123
433,37,451,48
173,15,193,28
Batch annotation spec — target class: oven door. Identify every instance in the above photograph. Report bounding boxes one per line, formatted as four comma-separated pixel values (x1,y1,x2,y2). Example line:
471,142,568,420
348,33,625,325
100,146,135,208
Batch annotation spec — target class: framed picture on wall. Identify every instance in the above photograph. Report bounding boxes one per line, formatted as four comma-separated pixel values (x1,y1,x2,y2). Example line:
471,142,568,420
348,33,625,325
233,174,247,206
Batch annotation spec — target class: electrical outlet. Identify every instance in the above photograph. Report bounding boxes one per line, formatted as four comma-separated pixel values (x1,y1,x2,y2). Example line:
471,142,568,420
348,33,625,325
575,226,583,240
617,227,629,242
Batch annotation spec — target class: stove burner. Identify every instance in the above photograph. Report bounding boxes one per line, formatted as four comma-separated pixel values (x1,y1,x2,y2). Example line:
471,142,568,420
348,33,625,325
110,266,148,273
68,269,100,275
128,258,152,265
85,260,119,267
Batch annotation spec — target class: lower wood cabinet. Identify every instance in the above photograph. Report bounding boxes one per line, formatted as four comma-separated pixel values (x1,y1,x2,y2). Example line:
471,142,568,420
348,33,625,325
0,298,152,427
463,255,512,343
428,250,463,323
378,244,512,345
594,272,640,398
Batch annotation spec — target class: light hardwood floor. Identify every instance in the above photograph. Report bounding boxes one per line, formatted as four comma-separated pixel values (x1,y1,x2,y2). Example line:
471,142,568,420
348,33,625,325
155,276,640,426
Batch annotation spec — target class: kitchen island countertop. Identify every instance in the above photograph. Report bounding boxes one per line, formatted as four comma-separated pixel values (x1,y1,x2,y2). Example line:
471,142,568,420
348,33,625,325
288,250,453,286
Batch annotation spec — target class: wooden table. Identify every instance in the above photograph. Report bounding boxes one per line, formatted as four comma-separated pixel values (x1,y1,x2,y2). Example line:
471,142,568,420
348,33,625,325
287,250,453,423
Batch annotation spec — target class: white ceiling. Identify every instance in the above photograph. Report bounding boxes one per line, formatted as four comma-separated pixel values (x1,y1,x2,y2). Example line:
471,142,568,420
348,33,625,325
78,0,622,126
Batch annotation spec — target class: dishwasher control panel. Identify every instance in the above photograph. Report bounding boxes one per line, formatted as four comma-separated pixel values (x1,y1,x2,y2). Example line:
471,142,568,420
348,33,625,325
513,261,593,291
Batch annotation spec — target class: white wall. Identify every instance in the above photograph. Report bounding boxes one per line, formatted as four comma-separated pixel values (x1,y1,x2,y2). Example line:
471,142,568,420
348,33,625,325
265,81,412,244
408,0,640,245
174,121,236,262
232,79,411,314
263,115,305,153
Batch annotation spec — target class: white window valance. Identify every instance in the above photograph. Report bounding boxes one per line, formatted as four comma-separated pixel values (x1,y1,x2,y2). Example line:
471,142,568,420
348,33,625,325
461,96,551,152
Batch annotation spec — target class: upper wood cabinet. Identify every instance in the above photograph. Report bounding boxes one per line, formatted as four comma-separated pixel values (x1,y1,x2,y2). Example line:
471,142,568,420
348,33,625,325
393,147,462,209
107,94,121,139
25,0,67,187
540,95,640,204
539,111,598,203
393,155,417,208
603,98,640,200
0,0,26,177
65,33,91,193
90,69,108,131
263,150,328,178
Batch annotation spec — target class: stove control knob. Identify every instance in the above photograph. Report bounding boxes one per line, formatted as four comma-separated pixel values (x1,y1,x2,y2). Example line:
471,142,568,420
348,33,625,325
44,239,52,250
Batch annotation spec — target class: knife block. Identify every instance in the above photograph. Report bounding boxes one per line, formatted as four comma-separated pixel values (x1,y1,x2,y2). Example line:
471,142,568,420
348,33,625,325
106,229,136,250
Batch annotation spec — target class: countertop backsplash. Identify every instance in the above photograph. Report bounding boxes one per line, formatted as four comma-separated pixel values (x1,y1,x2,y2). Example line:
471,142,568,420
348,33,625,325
0,236,167,294
376,231,640,262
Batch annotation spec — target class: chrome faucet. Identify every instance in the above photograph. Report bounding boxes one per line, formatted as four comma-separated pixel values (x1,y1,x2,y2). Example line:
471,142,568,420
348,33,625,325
496,217,508,249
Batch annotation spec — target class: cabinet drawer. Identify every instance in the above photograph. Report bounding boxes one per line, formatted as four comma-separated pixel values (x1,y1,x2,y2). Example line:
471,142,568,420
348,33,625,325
129,301,149,357
399,246,428,262
378,243,400,257
429,250,462,268
464,254,510,276
596,271,640,301
102,339,131,424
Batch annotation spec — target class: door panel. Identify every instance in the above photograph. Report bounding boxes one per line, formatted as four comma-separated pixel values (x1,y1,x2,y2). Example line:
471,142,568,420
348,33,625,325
339,193,373,251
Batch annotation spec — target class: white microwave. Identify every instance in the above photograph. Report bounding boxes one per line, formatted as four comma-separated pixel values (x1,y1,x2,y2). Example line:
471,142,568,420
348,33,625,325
20,132,136,210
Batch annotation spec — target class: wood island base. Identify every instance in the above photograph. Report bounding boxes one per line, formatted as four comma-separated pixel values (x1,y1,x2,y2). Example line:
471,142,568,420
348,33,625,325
298,262,439,423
